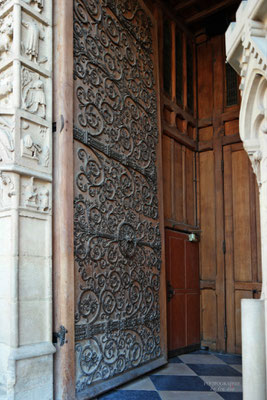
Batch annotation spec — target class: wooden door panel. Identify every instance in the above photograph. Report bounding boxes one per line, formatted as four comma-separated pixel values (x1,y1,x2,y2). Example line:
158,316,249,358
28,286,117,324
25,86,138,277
224,144,261,353
187,293,200,345
73,0,167,397
169,236,185,289
201,290,217,347
186,241,199,289
168,294,186,350
199,151,216,281
166,229,200,353
232,150,252,282
162,135,172,220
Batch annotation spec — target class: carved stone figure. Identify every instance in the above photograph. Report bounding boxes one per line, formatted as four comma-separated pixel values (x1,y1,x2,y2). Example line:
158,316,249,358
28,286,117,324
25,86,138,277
0,116,14,161
24,177,38,207
23,177,50,211
0,172,15,207
22,134,42,160
0,70,12,106
23,0,44,13
39,187,49,211
22,20,45,64
22,69,46,118
0,14,13,60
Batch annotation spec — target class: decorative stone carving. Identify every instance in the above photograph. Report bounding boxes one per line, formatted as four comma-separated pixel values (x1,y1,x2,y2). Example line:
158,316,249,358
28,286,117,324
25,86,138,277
0,68,13,107
22,67,46,118
22,177,49,211
23,0,43,13
0,116,14,162
21,120,50,167
22,19,47,65
0,0,9,9
0,172,15,208
248,150,262,186
0,14,13,61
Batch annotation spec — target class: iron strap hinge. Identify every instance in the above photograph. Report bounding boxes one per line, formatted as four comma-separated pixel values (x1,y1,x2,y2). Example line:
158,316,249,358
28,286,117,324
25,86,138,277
53,325,68,346
223,240,226,254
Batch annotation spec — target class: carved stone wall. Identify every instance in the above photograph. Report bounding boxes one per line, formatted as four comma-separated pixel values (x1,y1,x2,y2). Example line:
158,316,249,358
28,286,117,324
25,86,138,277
0,0,54,399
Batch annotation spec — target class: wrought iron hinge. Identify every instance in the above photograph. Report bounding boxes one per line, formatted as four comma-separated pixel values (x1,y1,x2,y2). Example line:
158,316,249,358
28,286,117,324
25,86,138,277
221,159,224,173
167,281,175,302
223,240,226,254
53,325,68,346
224,324,228,340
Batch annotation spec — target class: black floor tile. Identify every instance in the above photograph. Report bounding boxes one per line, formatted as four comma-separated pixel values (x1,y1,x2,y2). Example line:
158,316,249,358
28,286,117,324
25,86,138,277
216,354,242,365
187,364,242,377
168,356,183,364
99,390,161,400
218,393,242,400
150,375,213,391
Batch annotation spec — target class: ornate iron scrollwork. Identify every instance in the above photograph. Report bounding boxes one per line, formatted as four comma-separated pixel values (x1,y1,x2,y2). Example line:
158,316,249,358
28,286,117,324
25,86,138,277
73,0,162,394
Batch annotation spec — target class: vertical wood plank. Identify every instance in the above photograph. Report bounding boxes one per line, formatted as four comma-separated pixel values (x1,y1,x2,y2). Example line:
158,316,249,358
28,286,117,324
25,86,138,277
223,145,236,353
232,150,252,282
199,151,216,280
162,135,173,220
173,141,184,222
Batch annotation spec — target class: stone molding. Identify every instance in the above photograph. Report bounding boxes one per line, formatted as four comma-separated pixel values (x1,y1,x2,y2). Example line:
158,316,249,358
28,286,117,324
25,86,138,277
0,0,54,399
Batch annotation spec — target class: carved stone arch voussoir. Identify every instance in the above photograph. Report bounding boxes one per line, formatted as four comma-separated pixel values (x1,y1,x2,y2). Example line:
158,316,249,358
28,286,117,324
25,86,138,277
239,66,267,185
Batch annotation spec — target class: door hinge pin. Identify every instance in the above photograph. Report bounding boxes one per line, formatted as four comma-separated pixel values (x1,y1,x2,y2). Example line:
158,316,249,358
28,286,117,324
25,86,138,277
53,325,68,346
224,324,228,340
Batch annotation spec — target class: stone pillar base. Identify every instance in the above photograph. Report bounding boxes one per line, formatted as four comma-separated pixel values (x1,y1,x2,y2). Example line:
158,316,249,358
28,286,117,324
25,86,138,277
242,299,266,400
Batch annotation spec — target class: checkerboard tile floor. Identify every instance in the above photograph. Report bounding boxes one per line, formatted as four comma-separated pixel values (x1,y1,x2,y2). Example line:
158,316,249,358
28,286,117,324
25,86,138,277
97,351,242,400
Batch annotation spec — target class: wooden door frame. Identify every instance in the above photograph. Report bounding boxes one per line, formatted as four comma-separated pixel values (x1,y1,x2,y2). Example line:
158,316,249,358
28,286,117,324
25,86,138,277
53,1,76,399
52,1,167,399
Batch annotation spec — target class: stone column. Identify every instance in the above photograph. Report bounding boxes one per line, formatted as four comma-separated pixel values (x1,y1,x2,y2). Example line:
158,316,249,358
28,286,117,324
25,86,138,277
0,0,54,399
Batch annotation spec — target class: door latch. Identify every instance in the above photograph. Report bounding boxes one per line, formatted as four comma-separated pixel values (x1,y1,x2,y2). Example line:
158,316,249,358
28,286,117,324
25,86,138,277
167,281,175,302
53,325,68,346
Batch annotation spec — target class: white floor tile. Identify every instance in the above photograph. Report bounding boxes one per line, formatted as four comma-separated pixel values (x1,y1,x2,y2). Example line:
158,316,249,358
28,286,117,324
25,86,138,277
159,391,223,400
153,364,196,376
200,376,242,392
179,354,226,365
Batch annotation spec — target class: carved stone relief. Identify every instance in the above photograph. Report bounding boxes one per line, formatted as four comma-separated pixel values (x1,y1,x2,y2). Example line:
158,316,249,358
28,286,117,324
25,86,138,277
0,67,13,107
0,115,14,162
23,0,44,13
21,67,46,118
0,13,13,61
21,119,50,167
0,0,9,10
21,13,47,65
21,176,50,211
0,171,15,208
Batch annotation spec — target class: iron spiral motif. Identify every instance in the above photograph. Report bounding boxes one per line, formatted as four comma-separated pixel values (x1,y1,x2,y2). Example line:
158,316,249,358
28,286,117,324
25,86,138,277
74,0,162,393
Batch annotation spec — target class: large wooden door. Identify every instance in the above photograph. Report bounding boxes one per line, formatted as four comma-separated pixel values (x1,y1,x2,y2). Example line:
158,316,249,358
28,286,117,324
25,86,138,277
224,143,262,354
72,0,166,398
165,229,200,355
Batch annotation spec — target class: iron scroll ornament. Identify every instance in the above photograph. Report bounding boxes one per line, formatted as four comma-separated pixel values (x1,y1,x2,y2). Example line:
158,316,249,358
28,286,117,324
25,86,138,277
73,0,162,393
